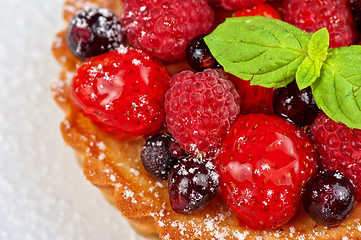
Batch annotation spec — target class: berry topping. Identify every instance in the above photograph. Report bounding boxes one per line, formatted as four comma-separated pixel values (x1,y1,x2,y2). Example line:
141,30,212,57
120,0,214,61
165,69,240,153
282,0,357,48
168,155,219,214
350,0,361,32
273,81,319,127
205,16,361,130
185,35,221,72
234,3,281,19
310,111,361,199
303,171,356,226
66,8,124,61
216,114,318,229
70,48,170,140
220,0,266,10
141,133,186,180
228,74,275,114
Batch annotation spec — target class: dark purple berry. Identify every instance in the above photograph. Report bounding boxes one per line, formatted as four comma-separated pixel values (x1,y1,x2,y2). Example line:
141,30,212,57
303,171,356,226
350,0,361,32
66,8,124,61
141,133,185,180
273,81,319,127
168,156,219,214
185,36,221,72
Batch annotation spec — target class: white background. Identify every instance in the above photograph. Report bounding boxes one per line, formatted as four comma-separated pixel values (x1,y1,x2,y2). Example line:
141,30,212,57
0,0,147,239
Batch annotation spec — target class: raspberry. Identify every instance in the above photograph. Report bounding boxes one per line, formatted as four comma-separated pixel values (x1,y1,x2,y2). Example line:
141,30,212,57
220,0,267,11
165,69,240,153
310,111,361,199
120,0,214,62
216,114,318,229
282,0,357,48
70,48,170,140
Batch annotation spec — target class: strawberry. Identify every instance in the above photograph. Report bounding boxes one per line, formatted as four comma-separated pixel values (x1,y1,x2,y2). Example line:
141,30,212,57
230,4,278,115
219,0,267,11
215,114,318,229
233,3,281,19
228,74,275,114
70,47,171,140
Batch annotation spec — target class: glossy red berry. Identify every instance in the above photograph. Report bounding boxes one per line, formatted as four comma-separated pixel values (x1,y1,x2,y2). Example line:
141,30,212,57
303,171,356,226
228,74,275,114
216,114,318,229
234,3,281,19
70,48,170,140
66,8,124,61
168,156,219,214
220,0,267,10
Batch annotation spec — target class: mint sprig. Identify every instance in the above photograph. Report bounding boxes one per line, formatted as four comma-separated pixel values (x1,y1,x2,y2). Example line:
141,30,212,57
296,28,329,90
204,16,310,88
312,47,361,129
204,16,361,130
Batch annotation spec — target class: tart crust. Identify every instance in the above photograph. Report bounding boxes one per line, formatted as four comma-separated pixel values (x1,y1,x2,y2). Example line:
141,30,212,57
52,0,361,239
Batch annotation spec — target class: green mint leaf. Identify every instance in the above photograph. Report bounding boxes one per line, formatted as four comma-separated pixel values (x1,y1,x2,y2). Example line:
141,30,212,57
308,28,329,62
295,57,320,90
204,16,310,88
295,28,329,90
312,46,361,129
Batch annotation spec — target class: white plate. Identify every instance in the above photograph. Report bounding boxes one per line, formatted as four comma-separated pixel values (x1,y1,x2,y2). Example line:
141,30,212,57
0,0,148,239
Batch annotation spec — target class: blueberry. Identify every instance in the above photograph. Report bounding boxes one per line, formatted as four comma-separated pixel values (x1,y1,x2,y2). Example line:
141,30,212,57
273,81,319,127
185,35,221,72
141,133,185,180
66,8,124,61
168,156,219,214
350,0,361,32
303,171,356,226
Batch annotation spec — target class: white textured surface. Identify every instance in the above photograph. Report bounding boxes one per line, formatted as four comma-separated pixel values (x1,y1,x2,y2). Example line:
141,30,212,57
0,0,147,239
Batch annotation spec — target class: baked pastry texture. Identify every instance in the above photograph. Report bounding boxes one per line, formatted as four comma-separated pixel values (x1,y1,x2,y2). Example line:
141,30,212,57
51,0,361,239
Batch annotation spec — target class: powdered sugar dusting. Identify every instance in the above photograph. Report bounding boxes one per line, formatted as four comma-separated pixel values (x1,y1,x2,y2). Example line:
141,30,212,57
0,0,145,239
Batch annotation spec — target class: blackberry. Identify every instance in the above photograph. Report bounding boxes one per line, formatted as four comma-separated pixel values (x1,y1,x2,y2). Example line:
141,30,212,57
185,36,221,72
273,81,319,127
141,133,185,180
303,171,356,226
168,156,219,214
66,8,124,61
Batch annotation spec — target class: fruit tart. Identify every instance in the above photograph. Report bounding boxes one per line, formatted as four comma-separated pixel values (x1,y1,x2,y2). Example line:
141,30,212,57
51,0,361,239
